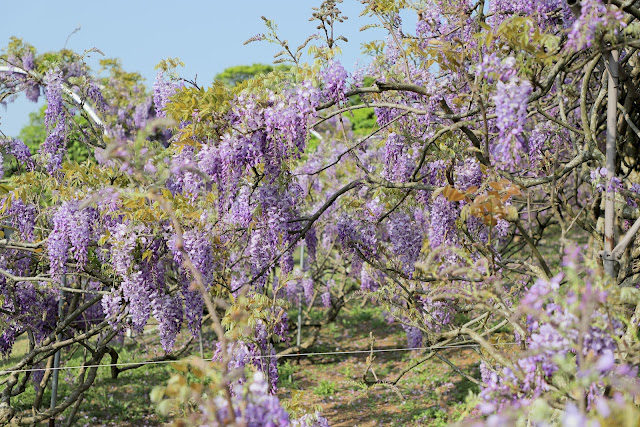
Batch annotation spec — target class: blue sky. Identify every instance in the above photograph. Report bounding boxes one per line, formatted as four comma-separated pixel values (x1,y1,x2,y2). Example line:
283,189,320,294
0,1,390,137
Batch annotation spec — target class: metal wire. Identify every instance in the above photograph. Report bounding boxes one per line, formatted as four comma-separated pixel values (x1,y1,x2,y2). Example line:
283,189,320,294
0,342,517,375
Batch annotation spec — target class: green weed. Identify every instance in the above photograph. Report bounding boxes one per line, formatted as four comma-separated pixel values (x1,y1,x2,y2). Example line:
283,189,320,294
313,379,337,397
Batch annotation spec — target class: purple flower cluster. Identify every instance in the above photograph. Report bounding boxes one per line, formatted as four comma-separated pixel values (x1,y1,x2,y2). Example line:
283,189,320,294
214,321,281,393
527,123,550,169
101,291,123,329
107,223,156,332
0,329,16,359
167,228,215,337
153,71,179,118
420,297,454,332
0,281,57,357
321,280,333,308
152,294,183,351
199,371,290,426
40,69,67,172
566,0,625,51
478,271,630,415
455,158,482,191
196,367,330,427
402,324,423,348
245,184,303,289
21,51,40,103
133,96,153,129
428,195,458,249
0,138,34,172
337,215,378,259
301,278,314,305
387,212,423,274
360,268,379,292
590,167,622,193
86,81,106,111
383,133,412,182
319,60,348,102
48,202,95,278
291,412,330,427
2,197,36,241
228,186,253,228
305,228,317,265
492,77,532,168
181,229,216,285
416,3,442,42
475,55,517,84
167,146,202,198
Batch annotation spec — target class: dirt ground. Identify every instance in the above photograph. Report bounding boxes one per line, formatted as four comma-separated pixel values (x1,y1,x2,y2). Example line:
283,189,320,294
275,306,483,426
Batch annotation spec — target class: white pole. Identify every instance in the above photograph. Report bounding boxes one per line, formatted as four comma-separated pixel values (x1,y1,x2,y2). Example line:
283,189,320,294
603,50,619,278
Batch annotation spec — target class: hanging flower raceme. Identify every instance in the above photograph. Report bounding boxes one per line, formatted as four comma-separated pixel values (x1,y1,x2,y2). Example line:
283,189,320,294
387,212,423,274
40,68,67,172
47,201,96,279
319,60,348,102
566,0,625,51
492,77,532,169
153,71,180,118
0,138,34,171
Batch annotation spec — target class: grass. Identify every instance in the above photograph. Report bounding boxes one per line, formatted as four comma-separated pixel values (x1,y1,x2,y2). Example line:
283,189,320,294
2,302,485,426
278,360,298,388
412,407,449,426
313,379,338,397
273,304,483,426
0,328,188,426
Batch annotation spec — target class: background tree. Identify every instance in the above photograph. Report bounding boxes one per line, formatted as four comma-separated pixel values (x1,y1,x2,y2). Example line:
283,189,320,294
214,63,291,87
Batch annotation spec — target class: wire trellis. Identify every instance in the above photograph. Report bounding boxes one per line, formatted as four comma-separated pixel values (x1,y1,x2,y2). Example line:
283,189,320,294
0,341,518,376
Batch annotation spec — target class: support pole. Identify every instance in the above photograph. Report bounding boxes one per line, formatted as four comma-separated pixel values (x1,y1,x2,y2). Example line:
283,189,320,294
603,49,619,278
297,244,304,351
49,277,65,427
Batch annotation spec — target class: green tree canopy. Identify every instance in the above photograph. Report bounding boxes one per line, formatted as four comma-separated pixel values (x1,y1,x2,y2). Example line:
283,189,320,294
214,63,291,87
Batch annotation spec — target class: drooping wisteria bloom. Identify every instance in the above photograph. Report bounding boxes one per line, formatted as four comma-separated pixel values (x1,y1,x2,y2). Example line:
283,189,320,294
492,77,532,168
566,0,625,51
47,201,95,278
152,293,183,352
320,60,348,102
360,267,379,292
4,138,34,170
153,71,179,118
428,195,457,249
0,281,57,357
3,197,37,241
387,212,423,274
402,324,423,348
101,290,123,329
590,167,622,193
304,227,317,265
383,133,411,182
455,158,482,190
40,68,67,172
